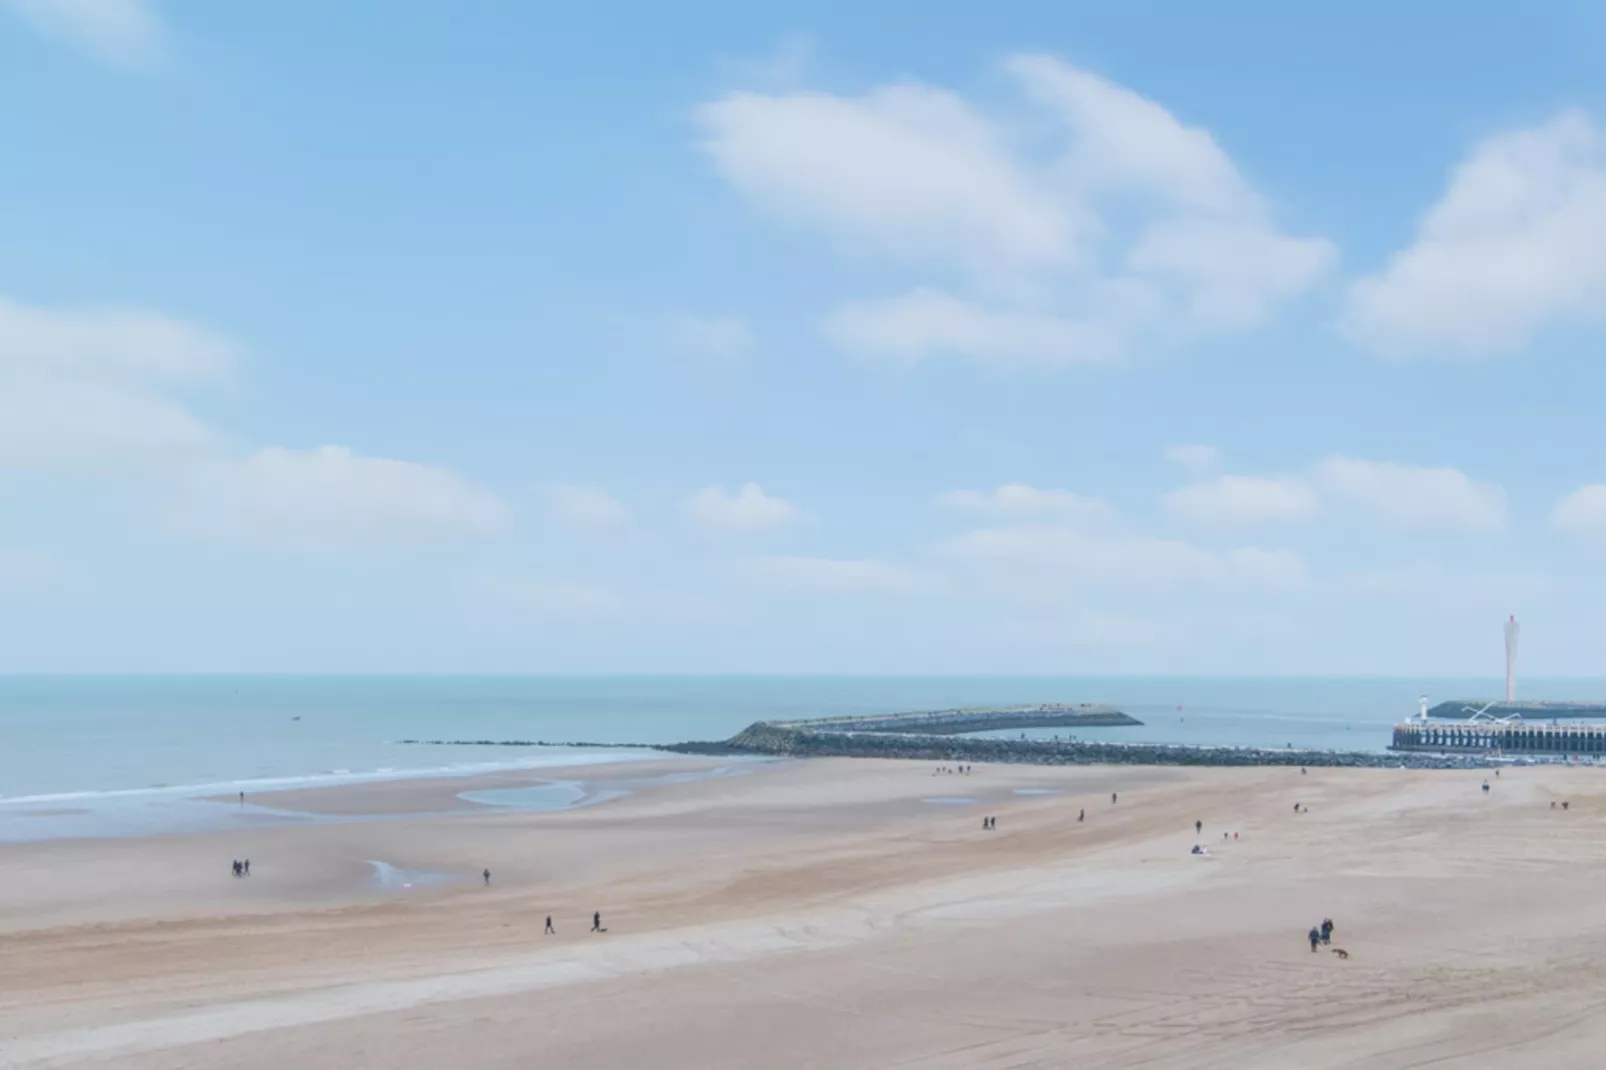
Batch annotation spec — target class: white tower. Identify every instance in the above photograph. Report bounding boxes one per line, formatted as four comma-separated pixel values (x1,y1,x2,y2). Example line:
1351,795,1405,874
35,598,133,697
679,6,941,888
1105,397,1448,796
1504,615,1520,703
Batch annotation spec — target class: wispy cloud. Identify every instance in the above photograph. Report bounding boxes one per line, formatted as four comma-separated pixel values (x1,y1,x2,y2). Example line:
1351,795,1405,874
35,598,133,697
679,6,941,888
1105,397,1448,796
541,484,632,535
670,314,753,360
4,0,166,68
158,446,513,555
684,483,799,534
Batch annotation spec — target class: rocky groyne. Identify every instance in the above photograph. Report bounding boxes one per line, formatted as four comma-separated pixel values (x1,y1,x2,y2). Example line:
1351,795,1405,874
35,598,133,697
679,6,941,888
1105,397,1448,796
656,721,1505,769
398,706,1553,770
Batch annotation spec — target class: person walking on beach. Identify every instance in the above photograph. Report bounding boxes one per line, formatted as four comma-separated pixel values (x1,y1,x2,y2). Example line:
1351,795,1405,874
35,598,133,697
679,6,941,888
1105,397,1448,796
545,916,554,935
483,868,491,886
1078,809,1084,822
242,859,250,877
238,791,245,807
592,911,602,933
1321,918,1334,945
1111,792,1118,804
232,859,241,878
1309,926,1321,953
1195,820,1202,835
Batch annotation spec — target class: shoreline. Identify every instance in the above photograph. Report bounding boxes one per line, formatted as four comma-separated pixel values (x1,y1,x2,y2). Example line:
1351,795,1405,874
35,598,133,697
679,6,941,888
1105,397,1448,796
0,746,665,807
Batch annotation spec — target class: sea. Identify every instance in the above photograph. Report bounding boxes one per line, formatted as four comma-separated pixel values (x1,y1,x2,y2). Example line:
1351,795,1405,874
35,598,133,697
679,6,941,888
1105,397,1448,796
4,675,1606,841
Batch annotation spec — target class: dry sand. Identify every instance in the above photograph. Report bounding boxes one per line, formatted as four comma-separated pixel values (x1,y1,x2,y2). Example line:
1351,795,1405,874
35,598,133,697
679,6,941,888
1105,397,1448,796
2,757,1605,1068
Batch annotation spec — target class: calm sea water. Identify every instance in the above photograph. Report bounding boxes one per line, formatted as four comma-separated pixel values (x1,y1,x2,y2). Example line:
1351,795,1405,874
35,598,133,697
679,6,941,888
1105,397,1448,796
9,674,1606,803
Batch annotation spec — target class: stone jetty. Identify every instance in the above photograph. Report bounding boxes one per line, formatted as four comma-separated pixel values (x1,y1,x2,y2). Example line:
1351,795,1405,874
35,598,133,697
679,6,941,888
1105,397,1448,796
659,721,1501,769
399,705,1551,770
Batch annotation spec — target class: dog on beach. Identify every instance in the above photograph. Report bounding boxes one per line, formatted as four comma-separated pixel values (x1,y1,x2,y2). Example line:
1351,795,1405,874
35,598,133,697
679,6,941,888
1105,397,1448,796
1331,948,1349,959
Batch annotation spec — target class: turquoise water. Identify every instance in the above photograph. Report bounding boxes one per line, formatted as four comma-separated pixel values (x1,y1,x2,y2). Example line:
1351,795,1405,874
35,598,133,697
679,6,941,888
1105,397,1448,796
6,674,1606,803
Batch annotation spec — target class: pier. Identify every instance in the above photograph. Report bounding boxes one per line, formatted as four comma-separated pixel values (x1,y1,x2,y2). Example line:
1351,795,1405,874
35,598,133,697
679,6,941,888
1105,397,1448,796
1392,720,1606,755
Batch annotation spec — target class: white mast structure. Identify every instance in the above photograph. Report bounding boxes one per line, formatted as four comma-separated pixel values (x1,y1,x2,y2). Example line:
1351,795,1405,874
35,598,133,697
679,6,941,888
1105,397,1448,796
1504,615,1520,703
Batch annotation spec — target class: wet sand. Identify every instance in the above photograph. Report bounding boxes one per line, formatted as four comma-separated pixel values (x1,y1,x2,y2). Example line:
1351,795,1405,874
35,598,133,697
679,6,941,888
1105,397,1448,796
3,758,1605,1068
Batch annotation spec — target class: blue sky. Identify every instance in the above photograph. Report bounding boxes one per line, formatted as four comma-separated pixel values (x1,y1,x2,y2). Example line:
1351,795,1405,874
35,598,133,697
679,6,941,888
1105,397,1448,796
3,1,1606,674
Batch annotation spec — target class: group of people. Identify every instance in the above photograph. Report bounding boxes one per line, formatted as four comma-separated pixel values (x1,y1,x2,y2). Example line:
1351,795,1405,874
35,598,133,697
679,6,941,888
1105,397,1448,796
230,858,251,877
981,815,998,830
933,765,973,776
536,912,604,933
1307,917,1336,951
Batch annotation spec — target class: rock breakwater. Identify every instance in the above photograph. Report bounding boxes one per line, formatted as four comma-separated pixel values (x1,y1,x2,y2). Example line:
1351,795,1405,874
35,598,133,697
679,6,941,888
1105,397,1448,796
658,721,1515,769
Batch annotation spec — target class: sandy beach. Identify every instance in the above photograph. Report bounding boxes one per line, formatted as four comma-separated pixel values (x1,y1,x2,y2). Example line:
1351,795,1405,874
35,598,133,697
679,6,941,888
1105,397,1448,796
3,756,1606,1068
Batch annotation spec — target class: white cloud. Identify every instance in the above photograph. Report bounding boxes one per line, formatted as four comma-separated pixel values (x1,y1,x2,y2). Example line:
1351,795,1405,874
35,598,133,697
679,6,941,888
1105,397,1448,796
1004,55,1257,214
699,55,1331,368
824,290,1121,367
671,315,753,360
0,295,231,472
735,555,933,595
0,375,217,472
1126,218,1336,329
160,446,513,554
1315,456,1504,532
1164,474,1319,529
696,83,1077,273
1009,56,1336,330
1163,444,1221,474
542,484,631,534
1226,546,1310,592
0,297,235,380
1551,484,1606,537
936,483,1116,525
936,524,1305,595
1162,456,1504,533
3,0,164,67
1348,111,1606,354
0,547,61,590
684,483,799,534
